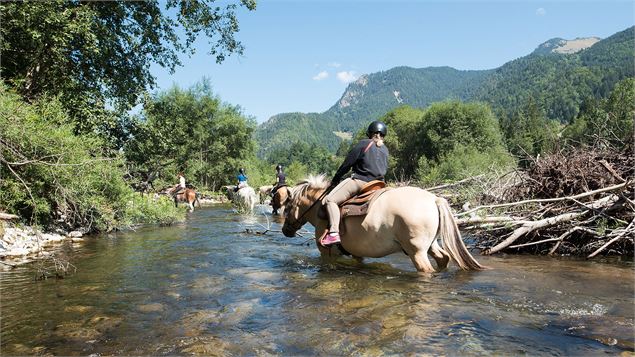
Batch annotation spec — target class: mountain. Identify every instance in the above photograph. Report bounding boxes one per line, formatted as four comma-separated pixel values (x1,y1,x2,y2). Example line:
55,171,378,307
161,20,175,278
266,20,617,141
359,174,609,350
532,37,601,55
256,26,635,158
256,66,491,156
322,66,492,133
477,26,634,121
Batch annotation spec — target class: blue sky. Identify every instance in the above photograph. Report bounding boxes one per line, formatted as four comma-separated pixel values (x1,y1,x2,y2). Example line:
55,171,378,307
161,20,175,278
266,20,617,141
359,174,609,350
151,0,634,124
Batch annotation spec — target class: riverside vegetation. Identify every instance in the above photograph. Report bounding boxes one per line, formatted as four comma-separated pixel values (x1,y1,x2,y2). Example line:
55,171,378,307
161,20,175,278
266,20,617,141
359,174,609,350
0,1,633,261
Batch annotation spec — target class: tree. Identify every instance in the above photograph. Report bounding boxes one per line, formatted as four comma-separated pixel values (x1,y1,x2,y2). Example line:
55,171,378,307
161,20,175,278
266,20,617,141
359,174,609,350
501,96,560,164
382,105,425,180
124,81,256,191
0,0,256,132
563,77,635,149
381,102,513,184
0,85,183,231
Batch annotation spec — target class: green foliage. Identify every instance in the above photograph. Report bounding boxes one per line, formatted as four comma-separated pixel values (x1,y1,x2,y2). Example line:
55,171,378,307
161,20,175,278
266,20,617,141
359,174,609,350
267,140,339,177
500,97,561,164
125,80,256,191
0,86,178,231
122,194,184,227
563,77,635,148
0,0,256,135
382,105,426,180
285,162,310,185
421,101,507,158
418,145,513,185
382,101,513,184
256,112,341,156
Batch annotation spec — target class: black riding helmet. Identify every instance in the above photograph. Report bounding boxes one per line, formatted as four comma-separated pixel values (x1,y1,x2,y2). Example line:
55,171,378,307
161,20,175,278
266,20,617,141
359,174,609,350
367,121,387,138
239,168,245,174
276,164,283,172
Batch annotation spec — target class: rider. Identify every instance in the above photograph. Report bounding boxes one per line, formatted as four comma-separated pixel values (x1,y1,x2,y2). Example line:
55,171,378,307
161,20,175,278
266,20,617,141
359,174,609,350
235,168,248,192
321,121,389,246
173,172,186,197
270,164,286,197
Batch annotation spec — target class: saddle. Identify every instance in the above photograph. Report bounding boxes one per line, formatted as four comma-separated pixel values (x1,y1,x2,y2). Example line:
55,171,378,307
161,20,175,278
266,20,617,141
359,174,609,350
318,180,389,220
339,180,389,218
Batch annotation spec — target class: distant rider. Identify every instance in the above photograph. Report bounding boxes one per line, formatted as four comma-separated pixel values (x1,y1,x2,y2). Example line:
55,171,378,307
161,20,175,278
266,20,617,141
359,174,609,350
173,172,186,197
270,164,286,197
235,168,248,192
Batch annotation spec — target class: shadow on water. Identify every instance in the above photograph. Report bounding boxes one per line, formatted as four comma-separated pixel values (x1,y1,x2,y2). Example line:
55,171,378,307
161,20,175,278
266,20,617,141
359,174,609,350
1,205,633,355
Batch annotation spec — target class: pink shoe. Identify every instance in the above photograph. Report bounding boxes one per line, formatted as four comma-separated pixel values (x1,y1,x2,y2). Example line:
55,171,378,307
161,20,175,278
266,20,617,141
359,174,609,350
321,232,341,246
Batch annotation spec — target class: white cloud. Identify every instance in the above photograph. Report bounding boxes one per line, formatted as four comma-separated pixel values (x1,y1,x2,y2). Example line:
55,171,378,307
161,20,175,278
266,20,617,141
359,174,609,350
312,71,329,81
336,71,357,84
536,7,546,16
328,62,342,68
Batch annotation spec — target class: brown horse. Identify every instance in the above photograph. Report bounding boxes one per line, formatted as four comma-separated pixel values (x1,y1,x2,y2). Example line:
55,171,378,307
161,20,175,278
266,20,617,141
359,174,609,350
168,187,200,212
271,186,289,215
282,175,485,273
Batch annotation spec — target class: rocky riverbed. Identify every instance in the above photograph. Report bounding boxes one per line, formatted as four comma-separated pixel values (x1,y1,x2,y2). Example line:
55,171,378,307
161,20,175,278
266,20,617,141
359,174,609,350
0,221,85,267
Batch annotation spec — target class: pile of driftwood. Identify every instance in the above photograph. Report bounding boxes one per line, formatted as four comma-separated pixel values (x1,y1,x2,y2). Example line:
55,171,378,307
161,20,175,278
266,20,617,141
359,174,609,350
445,148,634,258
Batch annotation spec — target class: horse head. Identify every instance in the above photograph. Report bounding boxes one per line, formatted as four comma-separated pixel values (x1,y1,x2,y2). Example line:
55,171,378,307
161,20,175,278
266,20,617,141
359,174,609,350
282,175,329,237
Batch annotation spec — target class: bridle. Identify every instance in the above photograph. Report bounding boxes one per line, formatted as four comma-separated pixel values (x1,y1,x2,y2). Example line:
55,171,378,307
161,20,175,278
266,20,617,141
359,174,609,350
285,185,332,232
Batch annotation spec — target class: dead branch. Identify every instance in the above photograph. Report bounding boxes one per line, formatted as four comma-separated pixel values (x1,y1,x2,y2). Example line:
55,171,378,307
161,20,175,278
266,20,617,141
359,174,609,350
426,174,485,192
586,218,635,259
458,181,630,218
0,213,19,220
483,194,620,255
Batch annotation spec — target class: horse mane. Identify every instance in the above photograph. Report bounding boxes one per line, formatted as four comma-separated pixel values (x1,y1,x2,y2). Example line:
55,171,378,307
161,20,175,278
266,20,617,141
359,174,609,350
289,174,330,204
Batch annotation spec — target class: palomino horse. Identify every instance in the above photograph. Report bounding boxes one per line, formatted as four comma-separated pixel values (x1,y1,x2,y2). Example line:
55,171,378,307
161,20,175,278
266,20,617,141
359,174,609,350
271,186,289,215
258,185,273,204
224,185,257,213
282,175,485,273
167,187,200,212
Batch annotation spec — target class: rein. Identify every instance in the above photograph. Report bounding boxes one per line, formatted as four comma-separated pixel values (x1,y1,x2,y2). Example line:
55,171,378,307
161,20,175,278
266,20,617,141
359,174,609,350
288,185,332,231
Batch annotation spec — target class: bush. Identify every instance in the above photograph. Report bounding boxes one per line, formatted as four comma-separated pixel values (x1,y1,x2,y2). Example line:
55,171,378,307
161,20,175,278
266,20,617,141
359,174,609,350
417,145,514,185
0,86,182,231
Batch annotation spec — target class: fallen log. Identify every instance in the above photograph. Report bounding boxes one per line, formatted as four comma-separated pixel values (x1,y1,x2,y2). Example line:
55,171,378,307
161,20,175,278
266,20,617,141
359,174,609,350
0,213,19,220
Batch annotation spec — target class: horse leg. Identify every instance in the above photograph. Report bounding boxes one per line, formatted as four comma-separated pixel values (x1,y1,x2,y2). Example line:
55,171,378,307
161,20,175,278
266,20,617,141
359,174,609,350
403,235,437,273
430,240,450,270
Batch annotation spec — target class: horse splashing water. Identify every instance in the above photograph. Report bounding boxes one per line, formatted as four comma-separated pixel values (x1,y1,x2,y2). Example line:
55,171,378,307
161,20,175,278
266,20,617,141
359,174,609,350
224,186,257,214
282,175,485,273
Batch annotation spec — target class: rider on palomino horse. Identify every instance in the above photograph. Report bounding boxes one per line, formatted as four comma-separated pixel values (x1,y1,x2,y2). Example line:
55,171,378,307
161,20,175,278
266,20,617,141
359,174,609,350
322,121,389,246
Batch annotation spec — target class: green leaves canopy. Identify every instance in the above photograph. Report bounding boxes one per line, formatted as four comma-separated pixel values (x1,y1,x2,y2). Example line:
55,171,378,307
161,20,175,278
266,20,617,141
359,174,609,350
0,0,256,131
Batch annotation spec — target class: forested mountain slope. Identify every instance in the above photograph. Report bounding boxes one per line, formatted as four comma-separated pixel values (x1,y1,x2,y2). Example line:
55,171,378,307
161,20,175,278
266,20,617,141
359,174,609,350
256,26,634,158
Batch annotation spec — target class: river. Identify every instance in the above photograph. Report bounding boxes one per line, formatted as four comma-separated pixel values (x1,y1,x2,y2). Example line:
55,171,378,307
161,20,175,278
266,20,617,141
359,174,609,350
1,205,633,355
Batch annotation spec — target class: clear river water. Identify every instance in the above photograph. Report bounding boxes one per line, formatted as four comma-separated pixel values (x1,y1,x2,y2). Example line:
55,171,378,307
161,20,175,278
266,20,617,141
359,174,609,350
1,204,633,355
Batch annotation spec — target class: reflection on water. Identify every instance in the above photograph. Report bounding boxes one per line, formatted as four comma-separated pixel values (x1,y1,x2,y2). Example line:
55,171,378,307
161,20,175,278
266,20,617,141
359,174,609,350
1,205,633,355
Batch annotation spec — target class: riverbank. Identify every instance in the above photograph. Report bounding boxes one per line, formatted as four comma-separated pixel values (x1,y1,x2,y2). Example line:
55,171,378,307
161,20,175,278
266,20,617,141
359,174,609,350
0,197,226,268
0,220,85,268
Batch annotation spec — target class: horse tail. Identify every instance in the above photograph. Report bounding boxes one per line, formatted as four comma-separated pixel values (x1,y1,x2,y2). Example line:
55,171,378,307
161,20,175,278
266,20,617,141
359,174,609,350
195,192,201,208
435,197,485,271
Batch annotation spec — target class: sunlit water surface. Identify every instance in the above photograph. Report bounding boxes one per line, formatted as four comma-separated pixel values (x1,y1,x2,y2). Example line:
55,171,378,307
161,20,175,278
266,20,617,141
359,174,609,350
1,205,633,355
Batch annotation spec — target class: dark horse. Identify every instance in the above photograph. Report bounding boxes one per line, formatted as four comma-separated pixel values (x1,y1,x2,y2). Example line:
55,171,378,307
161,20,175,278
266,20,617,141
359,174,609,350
168,186,200,212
